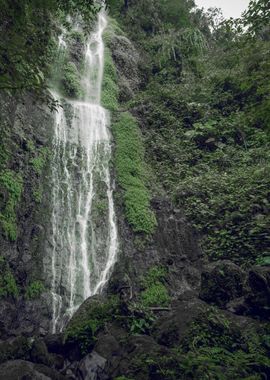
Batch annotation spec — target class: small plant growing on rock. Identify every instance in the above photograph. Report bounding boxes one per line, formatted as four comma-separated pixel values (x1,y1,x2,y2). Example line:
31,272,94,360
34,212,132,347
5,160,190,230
25,281,45,300
0,169,23,241
64,296,120,355
0,256,19,299
139,266,170,308
62,61,82,98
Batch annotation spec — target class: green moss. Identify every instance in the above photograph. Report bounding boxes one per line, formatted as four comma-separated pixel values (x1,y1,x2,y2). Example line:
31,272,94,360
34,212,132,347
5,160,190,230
25,280,45,299
65,296,120,355
94,199,108,217
0,256,19,299
101,48,119,111
129,319,270,380
112,112,157,234
33,188,43,203
0,170,23,241
101,25,157,234
140,283,170,307
62,61,82,98
134,347,270,380
139,266,170,307
67,30,85,45
26,139,35,152
30,147,50,175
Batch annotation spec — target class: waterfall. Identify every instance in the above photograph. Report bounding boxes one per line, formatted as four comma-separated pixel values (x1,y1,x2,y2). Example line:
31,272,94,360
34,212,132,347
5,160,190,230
49,13,118,333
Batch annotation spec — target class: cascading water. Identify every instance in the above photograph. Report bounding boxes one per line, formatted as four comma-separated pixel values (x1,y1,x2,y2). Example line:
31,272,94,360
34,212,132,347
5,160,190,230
49,13,118,333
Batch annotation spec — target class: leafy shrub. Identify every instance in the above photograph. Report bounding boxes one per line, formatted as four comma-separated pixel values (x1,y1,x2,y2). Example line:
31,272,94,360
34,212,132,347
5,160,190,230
0,256,19,299
140,283,170,307
175,164,270,265
62,61,82,98
101,48,119,111
0,169,23,241
33,189,43,203
25,281,45,299
139,266,170,307
112,112,157,234
65,296,120,355
30,147,50,175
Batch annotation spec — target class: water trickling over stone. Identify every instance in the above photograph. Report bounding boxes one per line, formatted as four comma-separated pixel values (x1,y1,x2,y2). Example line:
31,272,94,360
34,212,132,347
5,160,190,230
49,13,118,333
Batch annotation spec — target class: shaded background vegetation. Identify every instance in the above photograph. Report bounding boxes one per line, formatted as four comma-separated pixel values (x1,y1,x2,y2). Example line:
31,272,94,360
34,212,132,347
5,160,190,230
108,0,270,266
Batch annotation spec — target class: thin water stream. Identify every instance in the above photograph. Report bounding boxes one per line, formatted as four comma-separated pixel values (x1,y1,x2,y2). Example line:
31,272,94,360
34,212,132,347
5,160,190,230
49,13,118,333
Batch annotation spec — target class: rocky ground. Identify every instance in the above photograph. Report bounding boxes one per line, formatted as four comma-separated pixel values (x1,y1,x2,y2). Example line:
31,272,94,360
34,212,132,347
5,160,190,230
0,196,269,379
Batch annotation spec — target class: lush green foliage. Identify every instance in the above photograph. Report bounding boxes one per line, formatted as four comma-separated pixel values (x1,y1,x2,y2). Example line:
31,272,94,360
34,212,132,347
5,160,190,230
139,266,170,307
112,112,157,234
102,26,157,234
0,170,23,241
127,266,170,334
25,281,45,299
30,147,50,175
101,48,119,111
61,62,82,98
0,256,19,299
112,0,270,265
0,0,99,95
65,296,120,355
129,307,270,379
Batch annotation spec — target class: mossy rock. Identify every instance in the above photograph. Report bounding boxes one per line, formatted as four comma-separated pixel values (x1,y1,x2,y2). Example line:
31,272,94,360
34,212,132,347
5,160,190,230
200,260,247,307
61,62,82,98
64,295,120,356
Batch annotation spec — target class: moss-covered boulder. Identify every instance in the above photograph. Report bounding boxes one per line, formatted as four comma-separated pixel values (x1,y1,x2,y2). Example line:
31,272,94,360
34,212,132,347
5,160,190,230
0,359,65,380
200,260,247,307
64,295,120,358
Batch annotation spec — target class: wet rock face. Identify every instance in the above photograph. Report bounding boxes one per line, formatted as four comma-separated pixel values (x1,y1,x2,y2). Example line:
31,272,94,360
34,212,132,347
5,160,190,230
0,93,54,338
153,295,208,348
152,199,203,295
110,197,203,300
109,33,141,101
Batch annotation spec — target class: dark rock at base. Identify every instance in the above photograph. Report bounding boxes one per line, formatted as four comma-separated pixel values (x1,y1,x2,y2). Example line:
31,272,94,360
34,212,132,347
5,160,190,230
200,260,247,307
0,359,66,380
44,334,65,355
109,335,168,380
30,338,52,366
0,336,31,364
77,351,107,380
0,300,18,340
153,295,208,347
95,334,121,360
226,296,249,315
245,266,270,319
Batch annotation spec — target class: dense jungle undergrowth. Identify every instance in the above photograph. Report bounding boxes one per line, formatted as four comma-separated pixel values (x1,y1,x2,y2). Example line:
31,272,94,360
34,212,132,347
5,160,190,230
108,0,270,267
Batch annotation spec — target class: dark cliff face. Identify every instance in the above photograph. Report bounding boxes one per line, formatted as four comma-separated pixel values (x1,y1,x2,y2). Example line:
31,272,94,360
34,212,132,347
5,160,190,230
0,93,54,338
109,197,203,298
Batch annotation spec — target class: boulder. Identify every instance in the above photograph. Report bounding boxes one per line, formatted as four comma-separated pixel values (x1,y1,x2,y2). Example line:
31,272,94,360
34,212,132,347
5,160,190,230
200,260,247,307
245,266,270,319
77,351,107,380
0,360,66,380
0,336,31,364
153,294,208,347
30,338,52,366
